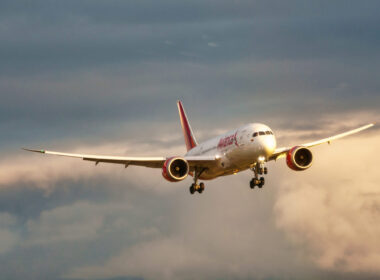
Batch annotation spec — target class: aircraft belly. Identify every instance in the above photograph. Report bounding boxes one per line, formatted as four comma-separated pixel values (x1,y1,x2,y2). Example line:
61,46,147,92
199,146,258,180
227,145,258,167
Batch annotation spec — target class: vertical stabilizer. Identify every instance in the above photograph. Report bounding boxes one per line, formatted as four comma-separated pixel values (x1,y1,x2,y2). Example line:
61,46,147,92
177,101,198,151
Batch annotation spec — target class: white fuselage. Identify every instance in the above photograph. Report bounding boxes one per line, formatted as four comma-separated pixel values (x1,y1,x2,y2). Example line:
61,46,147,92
185,123,276,179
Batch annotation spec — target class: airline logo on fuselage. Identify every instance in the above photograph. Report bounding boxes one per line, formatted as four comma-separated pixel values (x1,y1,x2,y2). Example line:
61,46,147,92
217,132,238,149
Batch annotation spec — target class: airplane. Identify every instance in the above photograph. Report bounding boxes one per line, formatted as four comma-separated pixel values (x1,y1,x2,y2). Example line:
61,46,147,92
24,101,374,195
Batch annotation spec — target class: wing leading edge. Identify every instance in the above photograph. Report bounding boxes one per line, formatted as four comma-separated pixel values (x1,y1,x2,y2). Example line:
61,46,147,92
270,123,374,161
23,148,217,169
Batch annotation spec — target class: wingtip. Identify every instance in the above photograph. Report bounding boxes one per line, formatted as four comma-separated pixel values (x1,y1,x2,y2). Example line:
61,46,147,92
22,148,45,153
365,123,375,129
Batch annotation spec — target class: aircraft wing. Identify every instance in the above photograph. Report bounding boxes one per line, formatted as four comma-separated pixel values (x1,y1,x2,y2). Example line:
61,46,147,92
269,123,374,161
23,148,217,169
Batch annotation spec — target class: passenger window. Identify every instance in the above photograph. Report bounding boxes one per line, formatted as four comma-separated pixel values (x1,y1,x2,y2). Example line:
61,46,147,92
253,132,258,137
259,131,265,135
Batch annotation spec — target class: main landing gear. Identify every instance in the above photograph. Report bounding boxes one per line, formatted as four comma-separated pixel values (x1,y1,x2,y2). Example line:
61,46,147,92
189,168,206,195
250,162,267,189
190,182,205,194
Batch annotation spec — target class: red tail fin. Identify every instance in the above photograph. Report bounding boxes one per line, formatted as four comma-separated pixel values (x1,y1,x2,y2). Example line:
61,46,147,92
177,101,198,151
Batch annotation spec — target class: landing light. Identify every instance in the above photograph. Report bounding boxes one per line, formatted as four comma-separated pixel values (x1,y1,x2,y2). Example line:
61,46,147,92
258,156,265,162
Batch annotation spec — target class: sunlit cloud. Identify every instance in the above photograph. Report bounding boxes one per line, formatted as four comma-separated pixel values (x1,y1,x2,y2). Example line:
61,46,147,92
274,133,380,273
60,119,379,280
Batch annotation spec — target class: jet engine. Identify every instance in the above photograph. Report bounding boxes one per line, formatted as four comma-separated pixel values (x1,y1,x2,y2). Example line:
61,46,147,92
286,146,313,171
162,157,189,182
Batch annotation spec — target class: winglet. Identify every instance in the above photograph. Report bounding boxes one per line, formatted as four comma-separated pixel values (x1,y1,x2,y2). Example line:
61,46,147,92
177,101,198,151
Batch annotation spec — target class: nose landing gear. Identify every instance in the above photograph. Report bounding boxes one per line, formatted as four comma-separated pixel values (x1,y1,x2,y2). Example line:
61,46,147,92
250,161,267,189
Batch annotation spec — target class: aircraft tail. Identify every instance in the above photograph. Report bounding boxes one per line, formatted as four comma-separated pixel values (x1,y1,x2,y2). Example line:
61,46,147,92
177,101,198,151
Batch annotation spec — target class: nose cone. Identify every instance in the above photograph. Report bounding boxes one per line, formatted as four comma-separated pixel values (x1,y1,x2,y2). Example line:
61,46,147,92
264,135,276,157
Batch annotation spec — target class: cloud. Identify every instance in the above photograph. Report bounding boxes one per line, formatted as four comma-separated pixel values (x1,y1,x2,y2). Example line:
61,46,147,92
274,132,380,273
0,213,19,254
0,116,376,280
64,238,218,280
61,121,379,280
65,179,308,280
0,140,186,192
207,42,218,48
26,201,109,245
0,229,18,254
1,1,379,279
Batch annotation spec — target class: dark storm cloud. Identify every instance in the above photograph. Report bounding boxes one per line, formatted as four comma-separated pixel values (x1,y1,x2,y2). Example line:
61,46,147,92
0,0,379,147
0,177,118,221
1,0,379,23
0,179,176,280
1,0,379,74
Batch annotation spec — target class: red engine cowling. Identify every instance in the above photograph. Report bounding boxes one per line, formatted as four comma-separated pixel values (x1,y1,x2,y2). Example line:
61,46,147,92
286,146,313,171
162,157,189,182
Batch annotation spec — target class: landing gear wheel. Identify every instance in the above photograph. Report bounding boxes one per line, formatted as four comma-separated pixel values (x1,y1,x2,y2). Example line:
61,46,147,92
189,184,195,194
250,179,255,189
258,177,265,188
250,163,267,190
260,177,265,185
198,182,205,193
250,178,261,189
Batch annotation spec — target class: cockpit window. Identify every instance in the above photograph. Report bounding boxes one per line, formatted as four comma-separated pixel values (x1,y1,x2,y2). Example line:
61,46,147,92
254,131,272,137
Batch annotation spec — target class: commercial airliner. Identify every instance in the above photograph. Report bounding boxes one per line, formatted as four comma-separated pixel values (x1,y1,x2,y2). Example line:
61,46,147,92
25,101,374,194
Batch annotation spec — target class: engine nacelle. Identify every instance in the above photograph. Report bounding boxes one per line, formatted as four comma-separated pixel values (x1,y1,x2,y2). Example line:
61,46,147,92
286,146,313,171
162,157,189,182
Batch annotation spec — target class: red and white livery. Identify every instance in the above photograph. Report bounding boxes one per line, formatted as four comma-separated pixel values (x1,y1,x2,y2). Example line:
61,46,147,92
24,101,374,194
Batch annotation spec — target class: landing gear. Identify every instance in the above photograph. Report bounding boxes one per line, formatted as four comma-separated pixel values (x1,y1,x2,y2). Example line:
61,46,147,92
189,182,205,194
199,182,205,193
250,178,260,189
189,184,196,194
258,177,265,188
189,169,206,195
250,160,267,190
250,177,265,189
257,167,268,175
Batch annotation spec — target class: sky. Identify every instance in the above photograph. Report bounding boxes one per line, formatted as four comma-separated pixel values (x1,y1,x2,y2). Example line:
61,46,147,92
0,1,380,279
